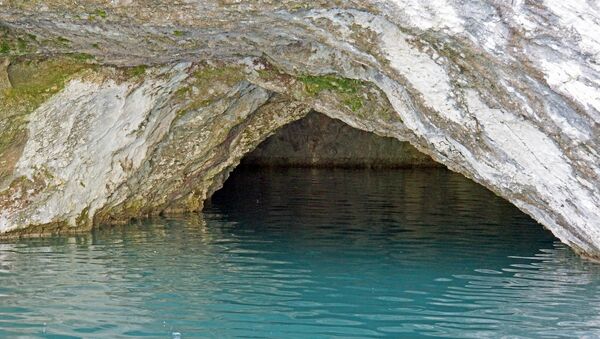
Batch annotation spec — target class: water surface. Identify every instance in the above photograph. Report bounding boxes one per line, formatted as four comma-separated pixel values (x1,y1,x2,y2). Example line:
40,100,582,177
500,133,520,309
1,168,600,338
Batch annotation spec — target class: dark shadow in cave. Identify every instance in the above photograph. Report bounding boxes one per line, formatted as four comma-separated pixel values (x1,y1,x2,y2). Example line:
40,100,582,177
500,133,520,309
205,111,556,258
240,111,441,169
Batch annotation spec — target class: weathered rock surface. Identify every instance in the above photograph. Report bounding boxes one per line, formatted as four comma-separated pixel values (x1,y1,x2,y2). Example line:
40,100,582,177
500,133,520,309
0,1,599,259
0,58,10,90
243,111,439,168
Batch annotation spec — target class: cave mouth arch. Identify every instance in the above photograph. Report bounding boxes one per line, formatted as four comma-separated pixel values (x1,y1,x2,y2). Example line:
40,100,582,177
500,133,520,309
205,111,555,256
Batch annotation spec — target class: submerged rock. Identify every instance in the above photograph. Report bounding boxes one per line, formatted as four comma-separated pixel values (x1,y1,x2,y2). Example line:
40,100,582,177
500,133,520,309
0,1,599,259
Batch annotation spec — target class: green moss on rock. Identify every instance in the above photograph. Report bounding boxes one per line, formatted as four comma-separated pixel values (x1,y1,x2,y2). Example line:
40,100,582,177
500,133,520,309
297,74,368,112
124,65,148,77
343,96,364,112
0,57,94,184
0,25,38,56
94,9,107,18
298,74,362,96
1,57,92,115
0,41,10,54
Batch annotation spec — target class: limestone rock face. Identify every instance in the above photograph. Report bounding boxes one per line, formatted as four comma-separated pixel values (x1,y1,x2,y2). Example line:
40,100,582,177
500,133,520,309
0,1,599,259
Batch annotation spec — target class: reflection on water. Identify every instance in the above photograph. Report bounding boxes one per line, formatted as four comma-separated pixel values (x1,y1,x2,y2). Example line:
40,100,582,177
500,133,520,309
1,167,600,338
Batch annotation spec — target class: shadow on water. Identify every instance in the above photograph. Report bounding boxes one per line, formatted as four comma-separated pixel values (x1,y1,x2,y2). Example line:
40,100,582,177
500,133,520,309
1,167,600,338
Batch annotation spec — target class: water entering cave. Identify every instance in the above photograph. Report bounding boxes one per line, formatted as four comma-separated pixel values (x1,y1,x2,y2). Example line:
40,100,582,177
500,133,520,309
2,113,600,338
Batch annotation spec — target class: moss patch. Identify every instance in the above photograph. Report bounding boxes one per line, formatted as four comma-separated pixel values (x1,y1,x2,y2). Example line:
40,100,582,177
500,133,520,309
124,65,148,77
0,41,10,54
192,65,244,84
68,52,95,62
253,59,400,124
0,57,94,183
298,75,362,96
0,25,38,56
94,9,107,18
87,9,108,21
343,96,364,112
297,74,366,112
55,36,71,46
2,57,92,116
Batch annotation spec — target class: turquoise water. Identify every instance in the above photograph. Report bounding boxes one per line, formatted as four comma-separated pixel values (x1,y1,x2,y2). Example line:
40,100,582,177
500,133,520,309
1,168,600,338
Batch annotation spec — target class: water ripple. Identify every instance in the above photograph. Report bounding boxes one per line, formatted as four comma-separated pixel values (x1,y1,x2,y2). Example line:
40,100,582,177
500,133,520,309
1,168,599,338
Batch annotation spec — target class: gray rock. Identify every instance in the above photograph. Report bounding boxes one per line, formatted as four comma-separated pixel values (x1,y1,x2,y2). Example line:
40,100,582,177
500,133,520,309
0,1,598,259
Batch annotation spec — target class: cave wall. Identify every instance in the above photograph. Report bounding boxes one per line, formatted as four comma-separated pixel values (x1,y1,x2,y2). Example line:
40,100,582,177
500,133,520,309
242,112,439,168
0,1,599,259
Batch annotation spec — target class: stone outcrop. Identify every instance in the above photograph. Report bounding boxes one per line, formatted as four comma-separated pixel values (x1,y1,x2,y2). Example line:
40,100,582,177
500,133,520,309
0,1,599,259
243,111,439,168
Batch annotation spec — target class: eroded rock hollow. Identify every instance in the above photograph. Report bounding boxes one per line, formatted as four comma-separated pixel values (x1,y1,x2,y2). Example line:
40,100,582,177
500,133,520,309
243,111,440,168
0,1,599,259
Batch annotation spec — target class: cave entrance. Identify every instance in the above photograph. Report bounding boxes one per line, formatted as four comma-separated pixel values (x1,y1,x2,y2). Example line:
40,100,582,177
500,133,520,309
205,112,552,258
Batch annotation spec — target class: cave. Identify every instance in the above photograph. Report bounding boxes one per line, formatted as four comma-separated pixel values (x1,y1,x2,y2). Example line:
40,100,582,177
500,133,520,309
206,110,554,262
2,1,600,337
